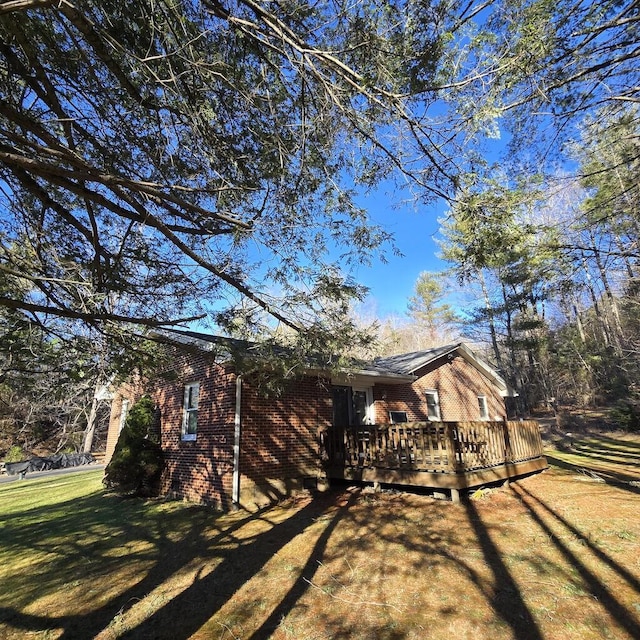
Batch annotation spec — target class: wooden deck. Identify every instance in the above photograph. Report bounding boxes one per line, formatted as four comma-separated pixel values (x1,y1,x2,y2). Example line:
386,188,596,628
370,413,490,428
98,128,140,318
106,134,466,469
320,420,547,501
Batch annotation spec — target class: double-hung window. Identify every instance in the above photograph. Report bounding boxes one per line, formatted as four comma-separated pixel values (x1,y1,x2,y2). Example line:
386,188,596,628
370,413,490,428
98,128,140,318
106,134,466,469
478,395,489,420
182,382,199,441
425,389,441,420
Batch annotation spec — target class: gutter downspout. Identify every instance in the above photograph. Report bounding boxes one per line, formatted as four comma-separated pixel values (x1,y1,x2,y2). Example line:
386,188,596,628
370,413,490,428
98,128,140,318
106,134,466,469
232,375,242,506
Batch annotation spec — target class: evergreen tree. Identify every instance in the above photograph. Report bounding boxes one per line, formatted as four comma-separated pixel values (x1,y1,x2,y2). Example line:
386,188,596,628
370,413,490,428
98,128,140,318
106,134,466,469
103,395,163,496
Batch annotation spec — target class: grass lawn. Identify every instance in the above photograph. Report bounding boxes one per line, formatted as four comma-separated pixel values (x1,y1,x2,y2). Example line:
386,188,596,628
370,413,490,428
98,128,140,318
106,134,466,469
1,433,639,640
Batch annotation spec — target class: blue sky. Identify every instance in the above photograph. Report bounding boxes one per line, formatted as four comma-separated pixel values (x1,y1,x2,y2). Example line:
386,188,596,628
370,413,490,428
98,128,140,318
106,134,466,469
352,186,450,319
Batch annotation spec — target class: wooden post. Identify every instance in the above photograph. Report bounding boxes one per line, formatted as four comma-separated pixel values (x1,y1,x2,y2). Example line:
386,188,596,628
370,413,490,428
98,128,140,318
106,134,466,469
418,424,427,467
502,418,512,463
445,423,462,472
370,424,378,465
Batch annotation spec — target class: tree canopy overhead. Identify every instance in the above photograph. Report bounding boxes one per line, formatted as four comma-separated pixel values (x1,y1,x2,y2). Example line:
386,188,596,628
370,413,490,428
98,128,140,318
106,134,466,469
0,0,471,351
0,0,638,357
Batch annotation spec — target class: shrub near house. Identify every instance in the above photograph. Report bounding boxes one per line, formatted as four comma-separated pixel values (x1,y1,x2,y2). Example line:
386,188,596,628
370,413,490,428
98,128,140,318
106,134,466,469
104,395,163,496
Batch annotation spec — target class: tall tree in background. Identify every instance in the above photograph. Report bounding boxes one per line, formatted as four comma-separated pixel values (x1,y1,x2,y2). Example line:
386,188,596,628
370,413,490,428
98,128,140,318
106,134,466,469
570,106,640,411
407,270,457,345
0,305,107,456
431,0,639,417
439,180,571,411
0,268,166,458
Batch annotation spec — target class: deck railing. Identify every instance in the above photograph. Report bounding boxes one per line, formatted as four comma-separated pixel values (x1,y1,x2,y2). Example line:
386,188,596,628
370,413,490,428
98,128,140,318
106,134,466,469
321,420,544,474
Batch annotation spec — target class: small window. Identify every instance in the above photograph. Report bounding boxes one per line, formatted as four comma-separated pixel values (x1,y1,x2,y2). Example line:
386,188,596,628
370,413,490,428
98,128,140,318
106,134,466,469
425,390,441,420
182,382,199,441
389,410,408,424
478,395,489,420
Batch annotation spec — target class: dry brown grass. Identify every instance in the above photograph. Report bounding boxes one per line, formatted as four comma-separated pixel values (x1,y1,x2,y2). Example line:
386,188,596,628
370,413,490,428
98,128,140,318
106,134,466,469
1,431,639,640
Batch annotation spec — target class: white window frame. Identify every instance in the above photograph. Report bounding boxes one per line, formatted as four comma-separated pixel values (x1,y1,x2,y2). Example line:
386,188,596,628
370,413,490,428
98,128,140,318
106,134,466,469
352,386,374,425
478,395,489,420
425,389,441,420
181,382,200,441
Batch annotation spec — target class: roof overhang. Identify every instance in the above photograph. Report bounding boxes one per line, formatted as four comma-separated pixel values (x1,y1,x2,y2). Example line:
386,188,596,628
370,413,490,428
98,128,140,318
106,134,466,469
372,342,516,397
150,329,516,397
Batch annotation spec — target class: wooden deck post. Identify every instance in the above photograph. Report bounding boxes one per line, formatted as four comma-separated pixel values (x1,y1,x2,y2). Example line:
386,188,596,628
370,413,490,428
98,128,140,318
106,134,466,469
444,423,462,472
502,417,513,462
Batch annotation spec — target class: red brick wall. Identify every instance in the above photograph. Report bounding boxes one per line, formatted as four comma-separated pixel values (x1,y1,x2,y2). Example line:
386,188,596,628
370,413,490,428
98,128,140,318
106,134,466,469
239,374,332,507
155,351,237,510
105,349,506,509
148,349,333,509
372,354,507,423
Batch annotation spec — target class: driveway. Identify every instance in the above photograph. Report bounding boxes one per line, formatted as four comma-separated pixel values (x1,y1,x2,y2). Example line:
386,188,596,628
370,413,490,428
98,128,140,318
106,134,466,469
0,464,106,485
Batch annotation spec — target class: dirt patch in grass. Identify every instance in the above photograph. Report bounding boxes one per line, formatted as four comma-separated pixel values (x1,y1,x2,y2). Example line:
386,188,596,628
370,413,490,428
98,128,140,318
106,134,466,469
1,434,639,640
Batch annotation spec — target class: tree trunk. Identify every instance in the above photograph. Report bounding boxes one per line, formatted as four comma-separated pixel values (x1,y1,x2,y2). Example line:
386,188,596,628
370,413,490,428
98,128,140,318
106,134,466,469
480,271,503,373
573,302,586,344
82,393,99,454
589,231,624,355
500,279,526,414
582,252,613,349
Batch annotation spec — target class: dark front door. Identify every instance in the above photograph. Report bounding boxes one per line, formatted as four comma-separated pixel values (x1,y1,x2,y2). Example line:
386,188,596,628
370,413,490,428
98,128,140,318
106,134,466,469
331,385,374,463
332,386,372,426
332,386,351,427
330,386,351,463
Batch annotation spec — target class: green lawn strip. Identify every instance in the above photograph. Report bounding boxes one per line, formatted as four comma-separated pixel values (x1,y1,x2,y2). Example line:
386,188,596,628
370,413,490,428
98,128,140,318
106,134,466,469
545,450,640,483
545,434,640,482
0,469,105,516
0,470,232,635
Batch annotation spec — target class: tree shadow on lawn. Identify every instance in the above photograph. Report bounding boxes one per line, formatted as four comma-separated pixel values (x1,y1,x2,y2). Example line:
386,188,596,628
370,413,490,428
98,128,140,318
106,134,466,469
246,490,549,640
0,486,360,639
545,453,640,494
2,483,532,639
457,476,640,640
244,491,359,640
0,490,241,635
511,481,640,639
237,491,526,640
569,436,640,462
462,497,544,640
117,489,359,640
4,474,640,639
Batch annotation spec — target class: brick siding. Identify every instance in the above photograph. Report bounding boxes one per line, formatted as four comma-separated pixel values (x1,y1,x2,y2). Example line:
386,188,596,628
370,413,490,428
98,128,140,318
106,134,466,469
238,374,332,508
155,350,237,510
372,354,507,423
141,349,333,509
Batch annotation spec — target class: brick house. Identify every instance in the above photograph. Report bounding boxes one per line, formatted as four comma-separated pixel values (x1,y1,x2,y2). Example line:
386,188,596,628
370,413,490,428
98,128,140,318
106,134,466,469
105,330,526,509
